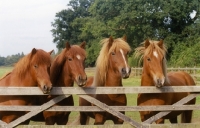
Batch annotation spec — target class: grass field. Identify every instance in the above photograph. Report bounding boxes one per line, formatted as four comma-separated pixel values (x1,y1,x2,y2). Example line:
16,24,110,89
0,66,200,125
0,66,13,77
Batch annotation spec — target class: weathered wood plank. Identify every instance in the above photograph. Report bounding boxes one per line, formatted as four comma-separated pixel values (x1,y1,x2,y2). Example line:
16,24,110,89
16,123,200,128
1,105,200,112
0,120,7,128
0,86,199,95
144,123,200,128
17,124,132,128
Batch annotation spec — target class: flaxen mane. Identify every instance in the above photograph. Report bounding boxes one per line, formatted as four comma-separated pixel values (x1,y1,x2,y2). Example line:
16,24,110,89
134,40,169,84
93,38,131,87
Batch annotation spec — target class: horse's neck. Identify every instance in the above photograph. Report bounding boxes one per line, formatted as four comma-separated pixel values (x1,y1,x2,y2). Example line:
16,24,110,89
62,74,74,87
0,71,36,87
0,73,11,86
18,71,37,86
141,71,155,86
103,69,125,102
105,69,122,87
53,69,74,87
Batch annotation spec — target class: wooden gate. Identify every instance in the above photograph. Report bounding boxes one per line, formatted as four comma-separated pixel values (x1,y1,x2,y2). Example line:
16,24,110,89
0,86,200,128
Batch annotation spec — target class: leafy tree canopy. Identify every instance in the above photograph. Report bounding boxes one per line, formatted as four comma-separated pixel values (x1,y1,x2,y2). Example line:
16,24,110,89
51,0,200,67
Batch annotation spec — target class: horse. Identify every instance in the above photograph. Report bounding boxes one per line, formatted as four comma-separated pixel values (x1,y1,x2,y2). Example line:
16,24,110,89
78,36,131,125
135,39,196,124
32,41,87,125
0,48,53,123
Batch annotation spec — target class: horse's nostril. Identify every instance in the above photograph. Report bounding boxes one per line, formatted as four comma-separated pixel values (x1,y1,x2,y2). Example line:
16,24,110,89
122,68,126,73
43,85,47,91
42,85,52,93
78,75,87,81
157,79,162,85
78,75,81,80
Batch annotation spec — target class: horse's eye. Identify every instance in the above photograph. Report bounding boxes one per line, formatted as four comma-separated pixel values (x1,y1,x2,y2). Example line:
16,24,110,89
34,65,38,68
68,58,72,61
111,52,115,55
147,58,151,61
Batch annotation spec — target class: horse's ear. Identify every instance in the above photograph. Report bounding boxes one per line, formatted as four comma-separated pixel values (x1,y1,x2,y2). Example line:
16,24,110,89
108,36,114,49
158,40,164,49
80,41,86,49
49,50,54,55
31,48,37,55
65,42,71,50
122,35,127,42
145,39,150,48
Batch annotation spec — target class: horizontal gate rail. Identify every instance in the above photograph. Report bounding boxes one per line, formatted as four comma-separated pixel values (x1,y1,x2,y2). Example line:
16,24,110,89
129,67,200,70
17,124,133,128
0,86,200,95
143,123,200,128
15,123,200,128
1,104,200,111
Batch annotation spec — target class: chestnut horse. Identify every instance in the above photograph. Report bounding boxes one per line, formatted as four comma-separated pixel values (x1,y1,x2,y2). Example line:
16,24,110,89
79,36,131,125
0,48,53,123
32,41,87,125
135,39,196,123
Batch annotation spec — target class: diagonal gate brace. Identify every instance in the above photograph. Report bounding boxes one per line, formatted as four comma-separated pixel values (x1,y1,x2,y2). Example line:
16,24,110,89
5,95,70,128
79,94,146,128
143,93,200,124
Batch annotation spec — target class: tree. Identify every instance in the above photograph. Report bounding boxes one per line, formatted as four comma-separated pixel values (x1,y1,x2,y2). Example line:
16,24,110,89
51,0,94,50
0,57,5,66
0,53,24,66
87,0,200,62
169,37,200,67
51,0,200,66
89,0,199,46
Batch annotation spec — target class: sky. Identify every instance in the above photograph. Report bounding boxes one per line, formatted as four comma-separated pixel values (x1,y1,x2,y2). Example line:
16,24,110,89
0,0,70,57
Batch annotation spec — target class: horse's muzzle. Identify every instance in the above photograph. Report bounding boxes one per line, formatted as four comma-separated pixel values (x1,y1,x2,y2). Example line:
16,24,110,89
155,78,164,88
42,84,52,94
76,75,87,87
121,67,131,79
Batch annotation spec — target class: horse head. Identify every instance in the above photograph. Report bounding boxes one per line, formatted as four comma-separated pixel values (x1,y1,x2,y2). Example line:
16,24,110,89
50,42,87,87
29,48,53,93
142,39,167,87
107,36,131,79
64,42,87,87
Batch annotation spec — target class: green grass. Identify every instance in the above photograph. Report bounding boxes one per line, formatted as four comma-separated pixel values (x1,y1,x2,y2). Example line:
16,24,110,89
0,66,13,78
0,67,200,125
